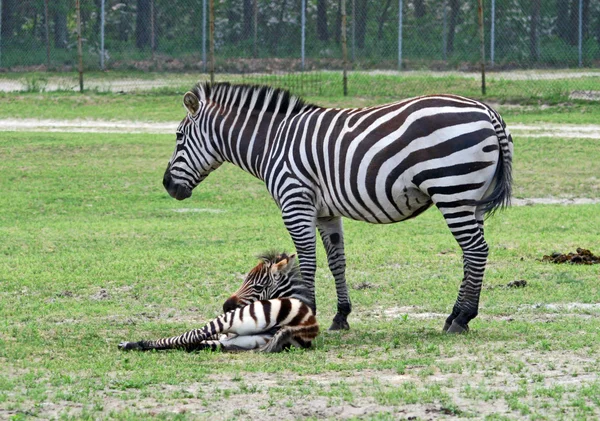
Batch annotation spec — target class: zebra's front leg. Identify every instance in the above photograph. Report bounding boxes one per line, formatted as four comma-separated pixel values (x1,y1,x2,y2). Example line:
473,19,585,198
442,211,489,334
281,205,318,313
317,216,351,331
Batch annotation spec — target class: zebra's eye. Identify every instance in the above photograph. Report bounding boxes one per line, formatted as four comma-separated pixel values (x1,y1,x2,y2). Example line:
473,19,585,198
176,132,184,141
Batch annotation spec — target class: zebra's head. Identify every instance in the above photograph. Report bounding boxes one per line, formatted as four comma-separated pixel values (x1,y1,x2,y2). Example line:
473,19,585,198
163,89,223,201
223,252,299,313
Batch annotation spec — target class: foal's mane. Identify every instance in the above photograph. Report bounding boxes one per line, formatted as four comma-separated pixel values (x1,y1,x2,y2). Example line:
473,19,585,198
191,82,318,116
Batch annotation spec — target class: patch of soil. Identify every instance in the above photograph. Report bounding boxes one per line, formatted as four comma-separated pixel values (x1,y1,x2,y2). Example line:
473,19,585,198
486,280,527,290
91,288,111,300
506,280,527,288
542,248,600,264
353,282,375,290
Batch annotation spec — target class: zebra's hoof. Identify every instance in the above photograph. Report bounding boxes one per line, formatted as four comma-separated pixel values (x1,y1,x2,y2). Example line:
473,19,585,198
328,320,350,331
445,321,469,334
442,322,452,332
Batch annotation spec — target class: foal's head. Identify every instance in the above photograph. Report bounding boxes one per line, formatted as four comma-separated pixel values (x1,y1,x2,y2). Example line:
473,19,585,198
222,252,300,313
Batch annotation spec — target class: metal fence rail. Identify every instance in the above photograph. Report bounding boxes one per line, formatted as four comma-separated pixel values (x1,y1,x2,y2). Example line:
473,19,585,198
0,0,598,97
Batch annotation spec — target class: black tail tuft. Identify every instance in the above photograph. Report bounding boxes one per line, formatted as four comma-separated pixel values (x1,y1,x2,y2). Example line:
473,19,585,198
476,109,513,217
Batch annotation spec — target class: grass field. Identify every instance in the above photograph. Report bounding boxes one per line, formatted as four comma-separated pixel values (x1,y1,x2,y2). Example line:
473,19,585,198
1,77,600,420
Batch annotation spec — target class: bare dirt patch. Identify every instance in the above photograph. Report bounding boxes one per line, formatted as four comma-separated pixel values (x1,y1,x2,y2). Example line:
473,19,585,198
3,119,600,141
3,350,597,420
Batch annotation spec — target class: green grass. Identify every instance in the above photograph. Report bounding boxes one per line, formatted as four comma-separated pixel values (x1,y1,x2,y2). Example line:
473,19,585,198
1,129,599,419
3,70,600,124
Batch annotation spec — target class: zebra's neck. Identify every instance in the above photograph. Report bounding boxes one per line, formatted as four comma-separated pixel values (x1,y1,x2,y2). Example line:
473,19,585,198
270,272,314,309
193,83,318,181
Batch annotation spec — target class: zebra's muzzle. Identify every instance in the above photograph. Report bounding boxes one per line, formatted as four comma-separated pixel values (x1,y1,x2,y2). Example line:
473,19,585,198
163,171,192,200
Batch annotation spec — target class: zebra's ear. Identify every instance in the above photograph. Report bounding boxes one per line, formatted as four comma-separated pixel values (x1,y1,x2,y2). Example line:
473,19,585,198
183,91,201,115
271,254,296,275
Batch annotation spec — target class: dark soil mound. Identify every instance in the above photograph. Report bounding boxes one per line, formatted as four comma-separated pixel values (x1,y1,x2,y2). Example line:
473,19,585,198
542,248,600,265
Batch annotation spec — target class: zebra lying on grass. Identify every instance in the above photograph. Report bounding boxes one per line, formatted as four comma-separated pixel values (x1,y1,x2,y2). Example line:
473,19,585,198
162,82,513,333
119,252,319,353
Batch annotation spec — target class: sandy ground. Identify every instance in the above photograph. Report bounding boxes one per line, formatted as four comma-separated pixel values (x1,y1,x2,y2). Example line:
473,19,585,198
2,322,598,420
3,118,600,139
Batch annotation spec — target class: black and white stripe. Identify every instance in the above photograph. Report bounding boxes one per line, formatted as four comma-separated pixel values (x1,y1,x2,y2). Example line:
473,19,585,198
119,252,319,352
163,83,513,333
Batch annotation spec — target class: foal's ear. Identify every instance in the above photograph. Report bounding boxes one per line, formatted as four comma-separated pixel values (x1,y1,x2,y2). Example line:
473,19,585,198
183,91,201,115
271,253,297,275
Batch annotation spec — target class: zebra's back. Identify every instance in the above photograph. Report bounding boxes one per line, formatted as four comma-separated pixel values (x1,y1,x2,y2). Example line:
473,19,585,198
279,95,508,224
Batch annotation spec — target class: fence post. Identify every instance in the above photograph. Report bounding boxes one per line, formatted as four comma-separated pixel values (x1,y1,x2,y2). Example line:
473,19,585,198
490,0,495,67
341,0,348,96
478,0,485,95
398,0,403,70
76,0,84,92
578,0,583,67
301,0,305,71
44,0,50,69
209,0,215,83
100,0,105,70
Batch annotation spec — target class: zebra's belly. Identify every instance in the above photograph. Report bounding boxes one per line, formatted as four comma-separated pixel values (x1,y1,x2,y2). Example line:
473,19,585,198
316,184,432,224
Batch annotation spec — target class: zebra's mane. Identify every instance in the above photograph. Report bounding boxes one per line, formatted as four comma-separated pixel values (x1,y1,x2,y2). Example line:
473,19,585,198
256,250,313,307
191,82,318,116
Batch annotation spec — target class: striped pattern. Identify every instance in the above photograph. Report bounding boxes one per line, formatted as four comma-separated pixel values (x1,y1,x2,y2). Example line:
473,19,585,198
119,252,319,352
163,83,513,333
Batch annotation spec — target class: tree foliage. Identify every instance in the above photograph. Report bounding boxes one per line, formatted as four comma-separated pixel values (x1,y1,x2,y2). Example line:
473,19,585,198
1,0,599,69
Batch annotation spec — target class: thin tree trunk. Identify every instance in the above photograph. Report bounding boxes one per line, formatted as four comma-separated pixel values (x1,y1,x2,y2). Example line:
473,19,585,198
447,0,459,54
243,0,252,39
556,0,570,42
414,0,426,19
355,0,367,49
317,0,329,41
335,0,341,44
567,0,578,46
530,0,540,61
136,0,152,49
377,0,392,40
270,0,288,53
582,0,590,38
1,0,16,38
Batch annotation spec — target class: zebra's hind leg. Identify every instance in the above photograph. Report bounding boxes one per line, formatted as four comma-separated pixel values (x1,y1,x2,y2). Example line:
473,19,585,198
258,327,294,353
317,216,351,331
440,207,489,334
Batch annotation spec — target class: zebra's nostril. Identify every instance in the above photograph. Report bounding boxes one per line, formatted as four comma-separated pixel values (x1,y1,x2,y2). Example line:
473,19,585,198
223,297,238,313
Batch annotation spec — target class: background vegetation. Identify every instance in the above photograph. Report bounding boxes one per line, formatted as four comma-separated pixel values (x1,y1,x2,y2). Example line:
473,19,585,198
2,0,600,71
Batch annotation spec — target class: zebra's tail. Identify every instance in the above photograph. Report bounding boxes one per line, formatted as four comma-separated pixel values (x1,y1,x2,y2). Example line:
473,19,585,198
476,106,513,216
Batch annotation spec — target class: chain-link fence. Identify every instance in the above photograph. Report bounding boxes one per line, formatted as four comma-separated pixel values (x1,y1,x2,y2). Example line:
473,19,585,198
1,0,599,98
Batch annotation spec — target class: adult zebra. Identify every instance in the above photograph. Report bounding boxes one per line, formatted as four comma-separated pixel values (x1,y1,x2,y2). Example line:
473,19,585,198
163,82,513,333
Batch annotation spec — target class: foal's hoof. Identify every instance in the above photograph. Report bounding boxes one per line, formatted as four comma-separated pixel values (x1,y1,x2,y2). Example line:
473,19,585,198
445,321,469,334
118,341,135,350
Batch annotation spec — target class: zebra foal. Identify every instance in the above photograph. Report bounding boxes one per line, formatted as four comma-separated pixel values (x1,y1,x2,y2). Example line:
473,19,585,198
119,252,319,352
163,82,513,333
